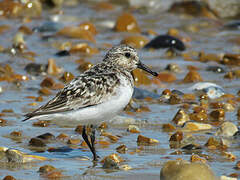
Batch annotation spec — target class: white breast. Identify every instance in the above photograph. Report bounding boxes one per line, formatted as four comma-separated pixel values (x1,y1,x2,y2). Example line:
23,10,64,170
33,77,133,126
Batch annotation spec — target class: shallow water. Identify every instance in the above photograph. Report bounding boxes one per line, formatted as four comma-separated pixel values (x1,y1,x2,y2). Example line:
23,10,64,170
0,1,240,179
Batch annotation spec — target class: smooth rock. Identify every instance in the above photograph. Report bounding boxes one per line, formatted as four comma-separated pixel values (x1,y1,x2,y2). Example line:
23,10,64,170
189,82,224,99
144,35,186,51
183,122,212,131
172,109,190,126
160,160,217,180
216,122,238,137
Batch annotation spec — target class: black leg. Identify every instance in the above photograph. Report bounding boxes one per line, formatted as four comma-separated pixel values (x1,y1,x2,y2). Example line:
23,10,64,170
90,126,99,161
82,125,98,161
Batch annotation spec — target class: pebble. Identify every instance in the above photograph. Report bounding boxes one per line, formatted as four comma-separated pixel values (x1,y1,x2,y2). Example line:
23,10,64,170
144,35,186,51
60,72,74,83
169,94,182,104
190,111,208,122
223,20,240,30
24,63,47,76
162,123,176,132
160,160,217,180
37,133,55,141
190,154,207,163
47,58,63,75
169,131,183,142
127,125,140,133
137,135,159,145
2,175,16,180
102,157,119,169
215,122,238,137
101,153,124,169
33,21,62,33
29,138,46,147
206,66,226,73
57,26,96,42
165,63,182,73
183,122,212,131
39,165,56,174
5,148,46,163
205,137,222,149
157,72,177,83
189,82,225,99
116,144,127,154
132,69,152,86
169,1,218,19
172,109,190,126
121,35,149,48
183,70,203,83
101,132,119,142
55,50,70,57
210,109,225,121
114,13,140,33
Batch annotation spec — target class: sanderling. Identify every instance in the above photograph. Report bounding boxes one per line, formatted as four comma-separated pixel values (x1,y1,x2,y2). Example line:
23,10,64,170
23,44,158,160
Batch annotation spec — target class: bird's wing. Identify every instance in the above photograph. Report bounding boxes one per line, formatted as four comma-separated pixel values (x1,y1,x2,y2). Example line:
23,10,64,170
24,73,120,120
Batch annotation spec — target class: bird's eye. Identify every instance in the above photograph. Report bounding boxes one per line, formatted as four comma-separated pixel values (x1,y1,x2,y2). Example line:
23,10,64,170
124,52,131,58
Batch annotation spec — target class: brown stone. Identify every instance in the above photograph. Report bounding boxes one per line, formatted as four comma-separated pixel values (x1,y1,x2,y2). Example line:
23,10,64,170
205,137,221,149
43,171,63,179
56,133,69,141
169,131,183,142
99,122,108,129
137,135,159,145
183,70,203,83
78,61,94,72
60,72,74,83
157,72,177,83
222,54,240,66
114,13,140,33
169,94,182,105
78,22,97,35
39,165,56,174
189,112,208,122
2,175,16,180
132,69,152,86
183,122,212,131
116,144,127,154
10,131,22,137
121,35,149,48
40,77,55,88
210,109,225,121
57,26,96,43
162,123,176,132
32,120,50,127
101,153,124,164
38,87,52,96
70,43,99,55
172,109,190,126
127,125,140,133
190,154,207,163
101,132,119,142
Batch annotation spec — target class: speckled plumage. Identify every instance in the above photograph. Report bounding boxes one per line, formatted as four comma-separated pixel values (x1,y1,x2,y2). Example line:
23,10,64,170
24,45,157,124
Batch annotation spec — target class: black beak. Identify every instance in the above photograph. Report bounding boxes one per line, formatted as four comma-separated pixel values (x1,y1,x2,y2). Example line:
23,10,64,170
137,61,158,76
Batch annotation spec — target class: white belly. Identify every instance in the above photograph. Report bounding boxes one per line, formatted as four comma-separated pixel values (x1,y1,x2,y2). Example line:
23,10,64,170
32,79,133,126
